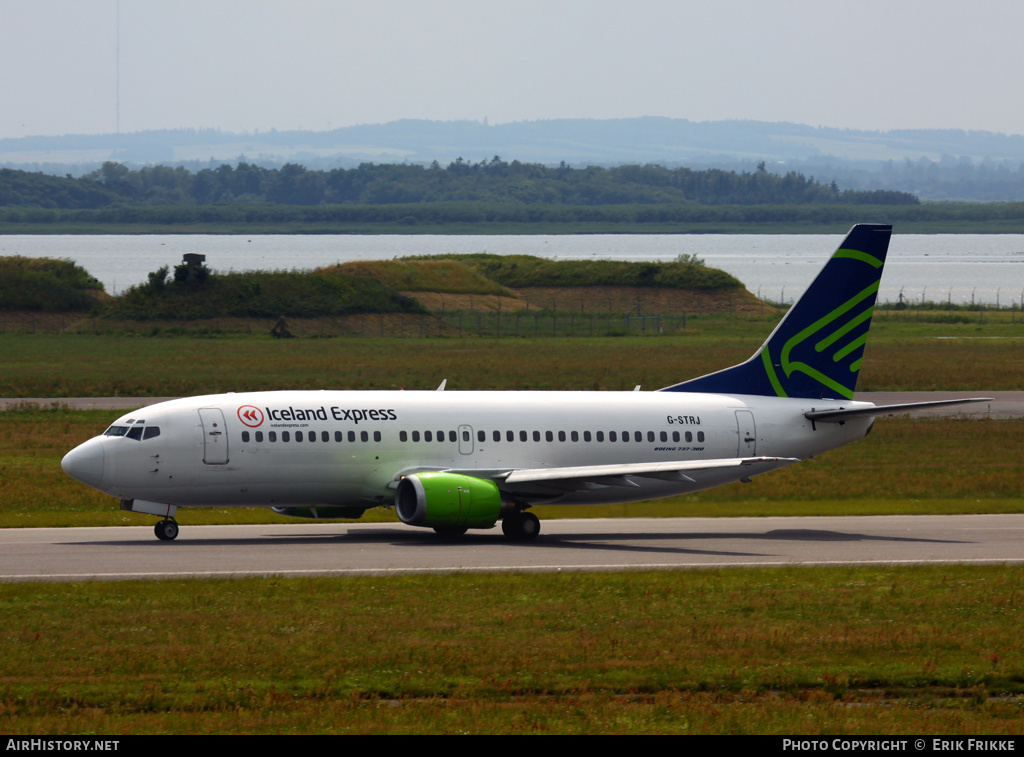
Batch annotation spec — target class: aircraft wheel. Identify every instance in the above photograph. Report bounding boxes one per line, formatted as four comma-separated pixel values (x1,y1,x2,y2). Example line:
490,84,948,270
502,511,540,541
155,519,179,541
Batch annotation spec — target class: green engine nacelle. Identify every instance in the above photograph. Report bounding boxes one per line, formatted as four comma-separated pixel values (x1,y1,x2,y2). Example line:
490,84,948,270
271,506,366,520
395,472,502,530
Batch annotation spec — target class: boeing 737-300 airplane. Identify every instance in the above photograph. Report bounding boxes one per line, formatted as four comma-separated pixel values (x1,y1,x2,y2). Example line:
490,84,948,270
62,224,990,541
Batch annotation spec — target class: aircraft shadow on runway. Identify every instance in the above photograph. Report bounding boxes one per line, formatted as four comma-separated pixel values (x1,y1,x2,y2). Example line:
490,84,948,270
70,525,970,560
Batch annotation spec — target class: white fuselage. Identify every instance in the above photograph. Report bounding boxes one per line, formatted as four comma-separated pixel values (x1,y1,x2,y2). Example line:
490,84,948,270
65,390,875,511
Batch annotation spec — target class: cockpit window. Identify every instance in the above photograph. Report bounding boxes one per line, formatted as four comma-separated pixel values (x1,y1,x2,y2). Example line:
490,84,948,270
103,424,160,440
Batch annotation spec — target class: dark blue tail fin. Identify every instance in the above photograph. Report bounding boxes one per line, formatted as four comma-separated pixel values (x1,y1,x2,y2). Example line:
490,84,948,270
661,224,892,400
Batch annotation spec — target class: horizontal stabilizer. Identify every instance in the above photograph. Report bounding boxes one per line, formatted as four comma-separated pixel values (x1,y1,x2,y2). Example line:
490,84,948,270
805,397,994,422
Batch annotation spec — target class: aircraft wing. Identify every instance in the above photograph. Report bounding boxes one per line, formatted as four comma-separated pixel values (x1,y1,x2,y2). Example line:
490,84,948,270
497,456,798,488
396,457,799,497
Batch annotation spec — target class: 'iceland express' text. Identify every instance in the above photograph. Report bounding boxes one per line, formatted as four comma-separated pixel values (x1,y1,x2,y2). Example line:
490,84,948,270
265,406,397,424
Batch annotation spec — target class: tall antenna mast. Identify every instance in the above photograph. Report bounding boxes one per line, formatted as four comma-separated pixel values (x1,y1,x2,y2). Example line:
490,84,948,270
116,0,121,134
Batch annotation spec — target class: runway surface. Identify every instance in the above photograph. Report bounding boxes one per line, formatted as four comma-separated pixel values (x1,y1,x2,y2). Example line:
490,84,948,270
2,514,1023,583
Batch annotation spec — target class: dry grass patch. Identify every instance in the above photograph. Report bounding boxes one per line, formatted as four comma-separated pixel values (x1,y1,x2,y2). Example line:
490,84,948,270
515,285,769,316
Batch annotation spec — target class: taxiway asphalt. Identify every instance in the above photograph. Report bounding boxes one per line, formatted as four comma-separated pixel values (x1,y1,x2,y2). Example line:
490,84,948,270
2,514,1023,583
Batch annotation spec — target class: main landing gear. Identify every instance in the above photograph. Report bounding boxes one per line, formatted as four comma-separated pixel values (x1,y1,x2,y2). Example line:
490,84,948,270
154,518,179,541
429,511,541,541
502,511,540,542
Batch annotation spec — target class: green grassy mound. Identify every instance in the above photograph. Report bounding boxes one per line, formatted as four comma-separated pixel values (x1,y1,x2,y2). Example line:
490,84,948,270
0,256,105,311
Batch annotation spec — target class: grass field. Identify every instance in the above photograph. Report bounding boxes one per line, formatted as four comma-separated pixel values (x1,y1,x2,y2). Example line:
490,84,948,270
1,324,1022,734
1,314,1022,396
3,567,1024,734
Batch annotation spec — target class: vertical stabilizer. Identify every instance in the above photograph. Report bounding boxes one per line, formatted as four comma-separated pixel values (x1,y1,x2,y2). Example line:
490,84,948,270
661,224,892,399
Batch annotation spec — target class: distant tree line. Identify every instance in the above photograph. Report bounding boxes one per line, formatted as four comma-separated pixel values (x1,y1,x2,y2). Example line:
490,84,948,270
12,199,1024,231
821,156,1024,202
0,159,919,210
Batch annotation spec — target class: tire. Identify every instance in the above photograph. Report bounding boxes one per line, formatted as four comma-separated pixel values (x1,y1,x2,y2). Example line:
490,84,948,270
502,511,540,541
155,520,179,541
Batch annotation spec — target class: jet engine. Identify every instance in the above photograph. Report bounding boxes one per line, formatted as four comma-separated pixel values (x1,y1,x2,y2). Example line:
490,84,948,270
395,472,502,530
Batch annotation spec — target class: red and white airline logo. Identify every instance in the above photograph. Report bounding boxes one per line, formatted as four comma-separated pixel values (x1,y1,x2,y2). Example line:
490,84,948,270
237,405,264,427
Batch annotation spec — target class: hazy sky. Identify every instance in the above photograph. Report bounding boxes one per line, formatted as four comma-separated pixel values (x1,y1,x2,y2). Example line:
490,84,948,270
2,0,1023,140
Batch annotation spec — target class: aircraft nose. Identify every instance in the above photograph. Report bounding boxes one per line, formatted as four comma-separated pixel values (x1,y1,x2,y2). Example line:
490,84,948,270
61,439,105,488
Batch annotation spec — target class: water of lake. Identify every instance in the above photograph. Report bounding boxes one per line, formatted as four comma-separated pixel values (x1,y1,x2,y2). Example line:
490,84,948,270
3,233,1023,306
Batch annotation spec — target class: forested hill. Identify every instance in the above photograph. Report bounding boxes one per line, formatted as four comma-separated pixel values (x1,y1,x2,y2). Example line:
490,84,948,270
0,168,120,209
0,160,918,208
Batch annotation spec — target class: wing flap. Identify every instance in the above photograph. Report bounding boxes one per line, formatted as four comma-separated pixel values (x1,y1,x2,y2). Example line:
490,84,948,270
502,456,798,487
